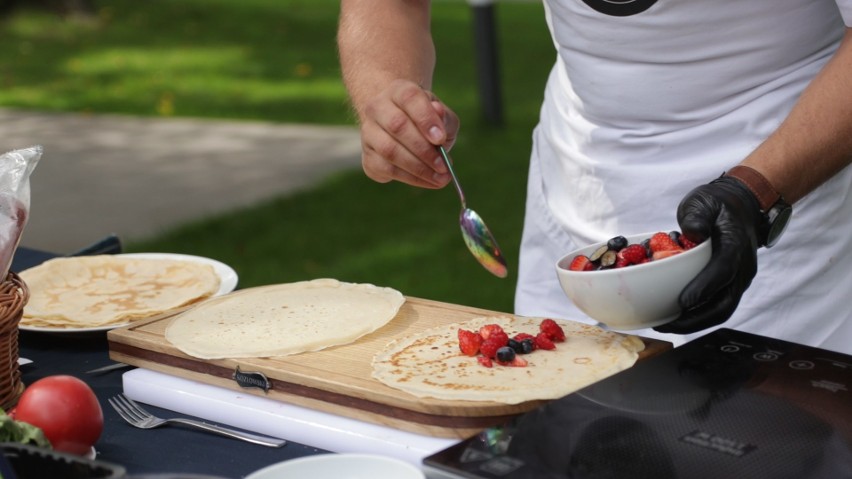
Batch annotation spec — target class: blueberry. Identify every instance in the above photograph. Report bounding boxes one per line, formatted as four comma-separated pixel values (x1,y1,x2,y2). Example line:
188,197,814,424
508,339,523,354
600,250,617,268
589,244,609,262
520,338,535,354
668,230,681,243
607,235,628,251
496,346,516,363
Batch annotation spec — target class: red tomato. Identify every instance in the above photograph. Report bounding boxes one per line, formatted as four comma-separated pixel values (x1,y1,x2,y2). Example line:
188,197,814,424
13,375,103,455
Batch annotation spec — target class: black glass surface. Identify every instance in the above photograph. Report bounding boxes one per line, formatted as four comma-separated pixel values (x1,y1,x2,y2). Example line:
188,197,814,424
424,329,852,479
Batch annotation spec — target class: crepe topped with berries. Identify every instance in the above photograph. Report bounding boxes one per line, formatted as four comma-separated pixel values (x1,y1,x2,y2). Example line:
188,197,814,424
165,279,405,359
371,316,644,404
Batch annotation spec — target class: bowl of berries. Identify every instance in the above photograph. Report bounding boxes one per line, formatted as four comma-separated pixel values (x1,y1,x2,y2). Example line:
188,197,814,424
555,231,711,330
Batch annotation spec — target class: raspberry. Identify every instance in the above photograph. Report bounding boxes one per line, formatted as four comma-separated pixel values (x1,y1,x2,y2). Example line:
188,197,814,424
488,330,509,348
479,324,505,340
568,255,595,271
477,356,493,368
479,324,509,351
617,244,648,267
649,232,683,253
513,332,535,342
540,318,566,342
678,234,699,250
480,338,505,358
458,329,482,356
534,332,556,350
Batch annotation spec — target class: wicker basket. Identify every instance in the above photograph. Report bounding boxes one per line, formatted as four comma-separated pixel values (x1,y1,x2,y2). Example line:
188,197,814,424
0,272,27,410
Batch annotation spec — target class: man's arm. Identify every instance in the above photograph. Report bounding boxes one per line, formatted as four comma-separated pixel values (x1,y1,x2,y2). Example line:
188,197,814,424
742,27,852,203
660,28,852,334
338,0,456,188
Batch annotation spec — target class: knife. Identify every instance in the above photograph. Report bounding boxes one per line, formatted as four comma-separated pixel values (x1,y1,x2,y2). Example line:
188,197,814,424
68,234,122,257
85,362,132,375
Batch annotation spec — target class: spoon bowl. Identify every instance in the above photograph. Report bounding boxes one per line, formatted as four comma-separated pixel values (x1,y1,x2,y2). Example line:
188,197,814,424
438,146,508,278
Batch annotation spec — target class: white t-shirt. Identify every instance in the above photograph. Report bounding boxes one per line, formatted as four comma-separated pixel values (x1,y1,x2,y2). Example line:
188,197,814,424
515,0,852,354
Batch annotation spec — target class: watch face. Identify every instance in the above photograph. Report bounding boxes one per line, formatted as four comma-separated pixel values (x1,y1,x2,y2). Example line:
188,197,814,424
765,203,792,248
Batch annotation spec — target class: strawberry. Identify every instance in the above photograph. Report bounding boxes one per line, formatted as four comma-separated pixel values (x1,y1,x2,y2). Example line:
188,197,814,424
616,244,648,267
458,329,482,356
652,250,682,261
540,318,566,342
649,232,683,253
477,356,493,368
505,356,528,367
534,332,556,350
568,255,595,271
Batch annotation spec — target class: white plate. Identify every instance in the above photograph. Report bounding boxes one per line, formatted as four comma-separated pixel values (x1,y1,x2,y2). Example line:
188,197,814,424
19,252,238,334
246,453,424,479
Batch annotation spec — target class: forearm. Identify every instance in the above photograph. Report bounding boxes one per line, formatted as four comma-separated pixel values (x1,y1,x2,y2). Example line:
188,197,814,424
742,28,852,204
338,0,435,119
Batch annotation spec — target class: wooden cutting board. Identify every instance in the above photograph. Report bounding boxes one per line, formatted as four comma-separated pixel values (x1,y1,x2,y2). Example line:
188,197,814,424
107,296,670,439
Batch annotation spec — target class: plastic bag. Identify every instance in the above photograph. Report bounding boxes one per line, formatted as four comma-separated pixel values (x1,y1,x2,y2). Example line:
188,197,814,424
0,146,41,279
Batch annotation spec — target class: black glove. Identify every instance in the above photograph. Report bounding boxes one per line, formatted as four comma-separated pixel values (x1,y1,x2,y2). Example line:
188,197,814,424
653,176,763,334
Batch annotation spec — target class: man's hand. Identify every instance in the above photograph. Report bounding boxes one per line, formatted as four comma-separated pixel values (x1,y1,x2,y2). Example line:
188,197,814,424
358,80,459,189
654,176,764,334
338,0,459,190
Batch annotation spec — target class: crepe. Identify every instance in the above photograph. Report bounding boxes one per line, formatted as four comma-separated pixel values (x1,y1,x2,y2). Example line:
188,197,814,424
372,316,645,405
20,255,221,329
165,278,405,359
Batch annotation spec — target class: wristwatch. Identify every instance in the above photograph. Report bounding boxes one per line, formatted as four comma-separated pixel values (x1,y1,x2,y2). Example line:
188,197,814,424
724,165,792,248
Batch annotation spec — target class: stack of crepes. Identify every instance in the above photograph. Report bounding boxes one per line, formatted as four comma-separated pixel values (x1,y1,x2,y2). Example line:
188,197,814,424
20,256,221,329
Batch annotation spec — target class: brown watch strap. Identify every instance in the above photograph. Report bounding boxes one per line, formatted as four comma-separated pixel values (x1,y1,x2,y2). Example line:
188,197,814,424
724,165,781,211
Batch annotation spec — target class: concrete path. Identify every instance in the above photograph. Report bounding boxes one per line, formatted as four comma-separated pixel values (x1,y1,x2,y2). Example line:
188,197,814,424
0,109,362,253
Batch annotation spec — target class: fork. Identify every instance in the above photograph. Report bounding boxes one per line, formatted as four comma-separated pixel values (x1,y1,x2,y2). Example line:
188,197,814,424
108,394,286,448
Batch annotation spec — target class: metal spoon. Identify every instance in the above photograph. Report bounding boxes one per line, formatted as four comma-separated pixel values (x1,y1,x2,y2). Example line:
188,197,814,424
438,146,508,278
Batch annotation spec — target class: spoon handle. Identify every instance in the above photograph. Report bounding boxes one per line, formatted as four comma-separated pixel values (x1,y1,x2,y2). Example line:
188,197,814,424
438,146,467,209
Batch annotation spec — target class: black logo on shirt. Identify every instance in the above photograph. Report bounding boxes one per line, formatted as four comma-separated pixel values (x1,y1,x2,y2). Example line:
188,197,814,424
580,0,658,16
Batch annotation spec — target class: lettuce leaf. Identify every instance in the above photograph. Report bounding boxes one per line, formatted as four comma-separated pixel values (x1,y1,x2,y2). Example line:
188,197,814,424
0,409,50,448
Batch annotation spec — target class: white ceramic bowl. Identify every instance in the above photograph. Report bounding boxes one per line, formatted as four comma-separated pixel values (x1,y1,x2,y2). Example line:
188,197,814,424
555,232,711,330
245,453,425,479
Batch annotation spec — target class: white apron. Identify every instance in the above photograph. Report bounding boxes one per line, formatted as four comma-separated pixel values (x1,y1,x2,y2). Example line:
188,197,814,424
515,0,852,354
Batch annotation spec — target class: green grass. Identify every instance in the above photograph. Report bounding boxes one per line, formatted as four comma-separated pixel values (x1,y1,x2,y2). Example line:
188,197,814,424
0,0,553,312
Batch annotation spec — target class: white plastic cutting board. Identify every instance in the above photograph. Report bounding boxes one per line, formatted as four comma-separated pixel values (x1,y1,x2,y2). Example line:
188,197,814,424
122,368,456,466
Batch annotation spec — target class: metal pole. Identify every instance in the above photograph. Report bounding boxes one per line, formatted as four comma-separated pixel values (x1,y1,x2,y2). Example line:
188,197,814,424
469,0,504,126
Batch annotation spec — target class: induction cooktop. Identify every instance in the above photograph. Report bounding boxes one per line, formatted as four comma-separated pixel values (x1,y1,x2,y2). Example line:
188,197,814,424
423,328,852,479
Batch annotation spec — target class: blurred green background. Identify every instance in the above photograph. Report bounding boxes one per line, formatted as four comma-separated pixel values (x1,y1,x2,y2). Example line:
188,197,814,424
0,0,553,312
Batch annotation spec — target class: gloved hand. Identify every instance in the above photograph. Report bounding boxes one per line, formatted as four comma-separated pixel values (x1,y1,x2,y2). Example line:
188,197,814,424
653,175,764,334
